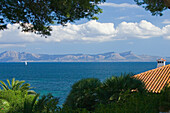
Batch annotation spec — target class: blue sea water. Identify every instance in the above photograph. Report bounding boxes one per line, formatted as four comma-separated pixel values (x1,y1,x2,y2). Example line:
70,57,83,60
0,62,169,105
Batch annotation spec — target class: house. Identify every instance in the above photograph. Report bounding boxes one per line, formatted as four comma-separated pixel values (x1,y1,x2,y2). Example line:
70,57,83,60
133,58,170,93
133,58,170,112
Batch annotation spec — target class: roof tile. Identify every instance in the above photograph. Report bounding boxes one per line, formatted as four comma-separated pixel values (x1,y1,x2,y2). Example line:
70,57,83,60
133,64,170,93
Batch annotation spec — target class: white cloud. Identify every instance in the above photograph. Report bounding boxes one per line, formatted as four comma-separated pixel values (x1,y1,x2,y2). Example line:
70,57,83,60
0,44,26,48
0,24,52,44
0,24,35,43
99,3,140,8
0,20,170,46
31,20,116,42
162,19,170,24
162,25,170,39
117,20,162,39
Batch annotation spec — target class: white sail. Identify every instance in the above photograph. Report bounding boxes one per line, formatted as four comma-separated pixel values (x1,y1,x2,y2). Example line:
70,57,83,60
25,61,27,65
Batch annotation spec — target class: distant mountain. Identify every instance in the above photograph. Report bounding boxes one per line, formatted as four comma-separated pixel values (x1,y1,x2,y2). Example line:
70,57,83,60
0,51,40,62
120,51,141,60
0,51,167,62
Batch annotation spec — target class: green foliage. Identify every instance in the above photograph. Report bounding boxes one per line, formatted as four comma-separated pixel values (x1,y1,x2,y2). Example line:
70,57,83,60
95,92,160,113
23,94,40,113
0,76,168,112
64,78,102,111
0,78,36,95
0,90,60,113
64,74,146,111
59,106,90,113
34,93,60,113
0,79,61,113
0,99,10,113
0,90,34,113
119,92,160,113
0,0,105,36
98,73,145,104
134,0,168,16
159,85,170,112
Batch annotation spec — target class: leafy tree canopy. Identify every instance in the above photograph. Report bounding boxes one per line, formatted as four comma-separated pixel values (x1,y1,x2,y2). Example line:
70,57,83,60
0,78,36,95
134,0,169,16
0,0,105,37
0,0,169,37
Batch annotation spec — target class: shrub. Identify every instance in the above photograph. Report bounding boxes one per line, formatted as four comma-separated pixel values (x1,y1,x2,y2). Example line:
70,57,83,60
95,92,160,113
159,85,170,112
0,90,35,113
98,73,145,104
64,78,101,111
0,99,10,113
33,93,60,113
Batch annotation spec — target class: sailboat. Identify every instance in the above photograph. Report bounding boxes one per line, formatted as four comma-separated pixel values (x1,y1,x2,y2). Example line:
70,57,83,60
25,61,27,66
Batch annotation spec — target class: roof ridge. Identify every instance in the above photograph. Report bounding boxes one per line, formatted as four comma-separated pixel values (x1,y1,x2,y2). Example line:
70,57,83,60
134,64,170,77
133,64,170,93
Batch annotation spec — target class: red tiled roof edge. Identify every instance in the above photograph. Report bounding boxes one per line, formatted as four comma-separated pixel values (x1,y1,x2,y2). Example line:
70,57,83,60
133,64,170,93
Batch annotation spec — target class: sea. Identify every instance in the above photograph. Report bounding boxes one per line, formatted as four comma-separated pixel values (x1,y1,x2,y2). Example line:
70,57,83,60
0,62,169,105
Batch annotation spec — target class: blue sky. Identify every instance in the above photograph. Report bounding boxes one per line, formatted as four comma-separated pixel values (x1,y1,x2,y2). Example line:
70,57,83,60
0,0,170,56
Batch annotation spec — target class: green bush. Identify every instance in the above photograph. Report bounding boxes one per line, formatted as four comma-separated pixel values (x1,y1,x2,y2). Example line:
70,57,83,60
64,74,146,112
95,92,160,113
159,85,170,112
0,99,10,113
59,106,90,113
64,78,101,111
0,78,61,113
0,90,35,113
98,73,145,104
33,93,60,113
0,90,60,113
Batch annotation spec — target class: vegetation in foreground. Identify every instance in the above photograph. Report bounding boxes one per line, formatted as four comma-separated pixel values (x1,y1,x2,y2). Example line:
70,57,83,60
0,74,169,113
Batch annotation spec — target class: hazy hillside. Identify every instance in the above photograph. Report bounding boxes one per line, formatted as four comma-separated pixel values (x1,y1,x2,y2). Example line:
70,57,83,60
0,51,167,62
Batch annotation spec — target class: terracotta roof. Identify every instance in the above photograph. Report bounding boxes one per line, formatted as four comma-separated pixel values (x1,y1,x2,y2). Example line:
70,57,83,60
133,64,170,93
157,58,166,61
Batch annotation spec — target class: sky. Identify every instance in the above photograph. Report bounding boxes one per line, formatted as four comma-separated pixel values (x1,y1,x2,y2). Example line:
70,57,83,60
0,0,170,56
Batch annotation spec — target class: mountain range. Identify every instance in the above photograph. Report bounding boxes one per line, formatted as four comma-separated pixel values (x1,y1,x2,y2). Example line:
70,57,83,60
0,51,169,62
